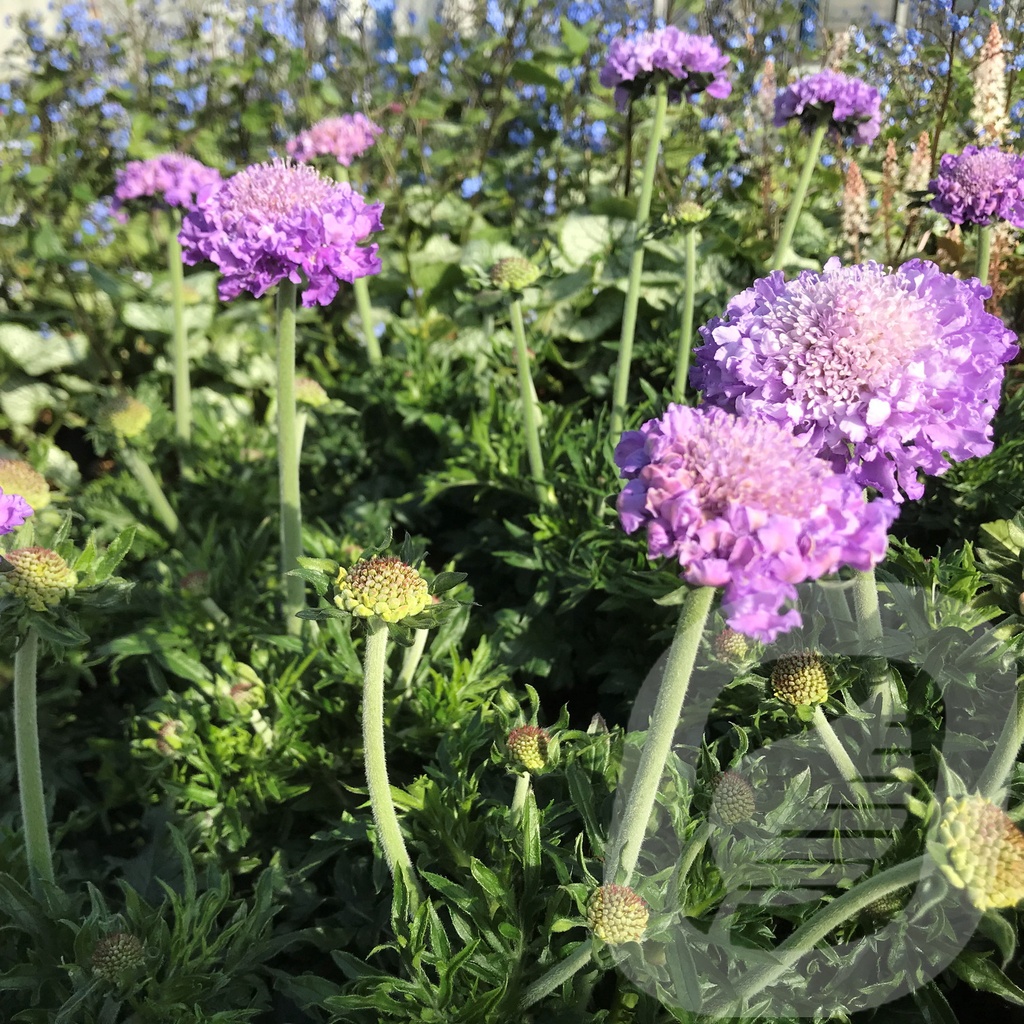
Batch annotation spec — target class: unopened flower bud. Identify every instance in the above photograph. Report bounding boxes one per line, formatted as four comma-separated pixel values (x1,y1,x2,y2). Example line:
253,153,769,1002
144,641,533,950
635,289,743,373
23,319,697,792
295,377,329,408
904,131,931,194
711,771,756,824
0,460,50,511
507,725,549,772
587,884,648,945
663,199,709,227
228,664,265,712
100,395,152,438
713,627,749,662
771,651,829,706
841,159,869,248
489,256,541,292
0,547,77,610
334,556,430,622
91,932,146,981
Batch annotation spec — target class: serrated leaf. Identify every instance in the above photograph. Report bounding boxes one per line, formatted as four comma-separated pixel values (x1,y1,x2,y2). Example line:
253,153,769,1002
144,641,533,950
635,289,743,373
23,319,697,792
92,527,136,581
469,858,507,903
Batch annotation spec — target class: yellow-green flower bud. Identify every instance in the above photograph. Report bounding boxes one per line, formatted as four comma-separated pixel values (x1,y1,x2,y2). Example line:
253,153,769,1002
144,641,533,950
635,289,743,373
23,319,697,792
935,795,1024,911
295,377,329,408
711,770,756,825
507,725,549,772
771,651,829,706
489,256,541,292
99,395,152,439
862,890,906,921
228,664,265,712
713,627,749,662
334,556,430,623
663,199,709,227
587,884,648,945
0,547,77,610
91,932,146,981
0,460,50,511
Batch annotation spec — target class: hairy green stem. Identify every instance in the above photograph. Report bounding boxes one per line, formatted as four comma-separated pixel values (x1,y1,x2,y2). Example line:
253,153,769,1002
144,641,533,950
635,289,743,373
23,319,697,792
276,280,304,634
511,771,531,827
509,297,548,499
166,210,191,444
812,706,870,804
335,165,381,364
771,119,829,272
677,821,712,901
852,567,892,716
672,225,698,403
398,627,429,696
120,447,180,536
609,82,669,440
977,224,993,288
703,856,927,1015
606,586,716,884
979,686,1024,799
519,942,594,1011
14,629,54,893
363,622,422,912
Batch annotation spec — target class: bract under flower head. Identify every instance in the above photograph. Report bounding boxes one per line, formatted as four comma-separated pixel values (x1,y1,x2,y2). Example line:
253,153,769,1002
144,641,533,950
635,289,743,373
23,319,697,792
286,114,383,166
599,26,731,113
929,146,1024,227
774,69,881,146
615,405,895,642
692,258,1018,503
179,158,384,307
113,154,222,213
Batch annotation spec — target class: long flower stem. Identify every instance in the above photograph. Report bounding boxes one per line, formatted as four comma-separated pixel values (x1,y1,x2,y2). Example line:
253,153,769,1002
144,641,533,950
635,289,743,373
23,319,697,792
120,447,180,536
771,119,829,272
335,165,382,365
609,82,669,440
979,685,1024,799
166,210,191,444
276,280,304,634
672,225,698,404
703,856,927,1015
519,942,594,1011
511,772,531,827
977,224,993,287
14,629,54,893
363,621,422,913
510,297,548,500
811,706,870,804
852,567,893,716
606,586,716,884
397,626,429,696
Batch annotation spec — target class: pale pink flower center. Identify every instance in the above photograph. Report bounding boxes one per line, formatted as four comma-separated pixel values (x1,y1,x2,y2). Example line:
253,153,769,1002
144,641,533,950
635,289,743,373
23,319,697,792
219,159,335,222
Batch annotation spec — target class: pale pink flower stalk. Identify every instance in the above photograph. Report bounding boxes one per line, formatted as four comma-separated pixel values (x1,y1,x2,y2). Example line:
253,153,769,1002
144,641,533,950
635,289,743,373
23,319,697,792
842,159,869,259
971,22,1008,144
757,57,776,126
905,131,932,194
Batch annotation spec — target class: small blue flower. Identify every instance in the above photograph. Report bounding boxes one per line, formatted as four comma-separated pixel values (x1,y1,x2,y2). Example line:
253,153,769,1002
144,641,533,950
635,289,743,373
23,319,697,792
310,61,326,80
461,176,483,198
409,57,427,75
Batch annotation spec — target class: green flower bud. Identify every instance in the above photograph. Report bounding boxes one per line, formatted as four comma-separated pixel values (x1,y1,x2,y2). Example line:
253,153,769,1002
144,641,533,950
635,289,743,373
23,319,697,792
507,725,549,772
228,664,265,712
862,889,906,921
713,627,749,662
0,547,78,610
489,256,541,292
771,651,829,706
663,199,709,227
711,770,756,825
295,377,329,408
334,556,430,623
91,932,146,981
0,459,50,511
99,395,152,439
587,884,648,945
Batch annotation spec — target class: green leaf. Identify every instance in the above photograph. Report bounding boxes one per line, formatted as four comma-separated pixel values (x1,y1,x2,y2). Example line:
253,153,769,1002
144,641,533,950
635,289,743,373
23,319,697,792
979,910,1017,967
912,981,960,1024
0,324,89,374
510,60,562,90
470,858,507,903
92,527,136,582
429,571,467,596
950,950,1024,1005
560,16,590,56
32,615,90,648
31,219,66,260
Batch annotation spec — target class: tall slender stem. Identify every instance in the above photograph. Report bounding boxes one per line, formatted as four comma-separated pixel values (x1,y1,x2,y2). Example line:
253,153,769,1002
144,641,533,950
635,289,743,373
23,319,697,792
166,210,191,444
335,165,382,365
509,297,548,500
362,621,422,912
398,627,429,696
979,686,1024,799
120,447,180,536
852,567,892,716
672,225,698,403
276,280,304,634
811,706,870,804
771,119,829,272
977,224,993,287
609,82,669,440
519,942,594,1011
14,629,54,893
511,771,531,827
606,586,716,884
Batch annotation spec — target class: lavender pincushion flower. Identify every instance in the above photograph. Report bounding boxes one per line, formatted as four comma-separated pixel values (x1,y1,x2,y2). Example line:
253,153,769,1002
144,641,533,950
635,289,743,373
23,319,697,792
0,489,33,534
599,26,731,113
615,406,895,642
929,146,1024,227
774,70,881,146
286,114,383,166
179,158,383,307
113,154,222,213
692,258,1018,503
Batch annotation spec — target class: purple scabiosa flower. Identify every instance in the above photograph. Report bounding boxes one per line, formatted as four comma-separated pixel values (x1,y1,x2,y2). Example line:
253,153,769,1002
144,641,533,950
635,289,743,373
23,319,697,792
179,158,384,307
285,114,383,166
615,406,895,642
0,489,33,534
599,26,731,113
112,154,222,213
774,69,881,146
928,146,1024,227
692,259,1018,503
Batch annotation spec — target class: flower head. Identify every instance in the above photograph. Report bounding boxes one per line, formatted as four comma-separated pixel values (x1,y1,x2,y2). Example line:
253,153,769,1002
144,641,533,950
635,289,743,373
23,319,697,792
489,256,541,292
112,153,221,212
711,770,756,824
91,932,146,981
0,547,78,610
179,158,383,306
0,460,49,511
771,651,829,706
99,395,152,438
774,69,881,146
507,725,549,772
615,406,895,642
934,795,1024,911
599,27,731,113
587,884,649,944
692,259,1018,503
713,627,749,662
928,146,1024,228
286,114,383,166
295,377,329,408
334,556,430,622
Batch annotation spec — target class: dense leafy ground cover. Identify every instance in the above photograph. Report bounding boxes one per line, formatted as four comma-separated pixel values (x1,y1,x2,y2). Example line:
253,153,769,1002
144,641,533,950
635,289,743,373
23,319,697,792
4,0,1024,1021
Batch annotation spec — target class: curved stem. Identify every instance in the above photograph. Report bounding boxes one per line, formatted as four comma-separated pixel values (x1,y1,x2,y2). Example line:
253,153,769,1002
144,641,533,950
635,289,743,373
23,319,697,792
509,297,548,500
811,705,870,804
511,771,531,827
979,686,1024,799
606,586,716,884
609,82,669,441
519,941,594,1011
398,627,429,696
119,447,180,537
771,119,829,272
671,225,698,404
276,280,304,634
977,224,993,288
677,821,712,897
363,621,422,913
167,210,191,444
14,629,54,893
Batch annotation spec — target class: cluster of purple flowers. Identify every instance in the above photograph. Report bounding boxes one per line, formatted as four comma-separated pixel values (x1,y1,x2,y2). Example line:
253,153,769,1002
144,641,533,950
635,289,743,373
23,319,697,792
112,154,222,213
928,146,1024,227
774,69,881,146
599,26,732,112
286,114,383,167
